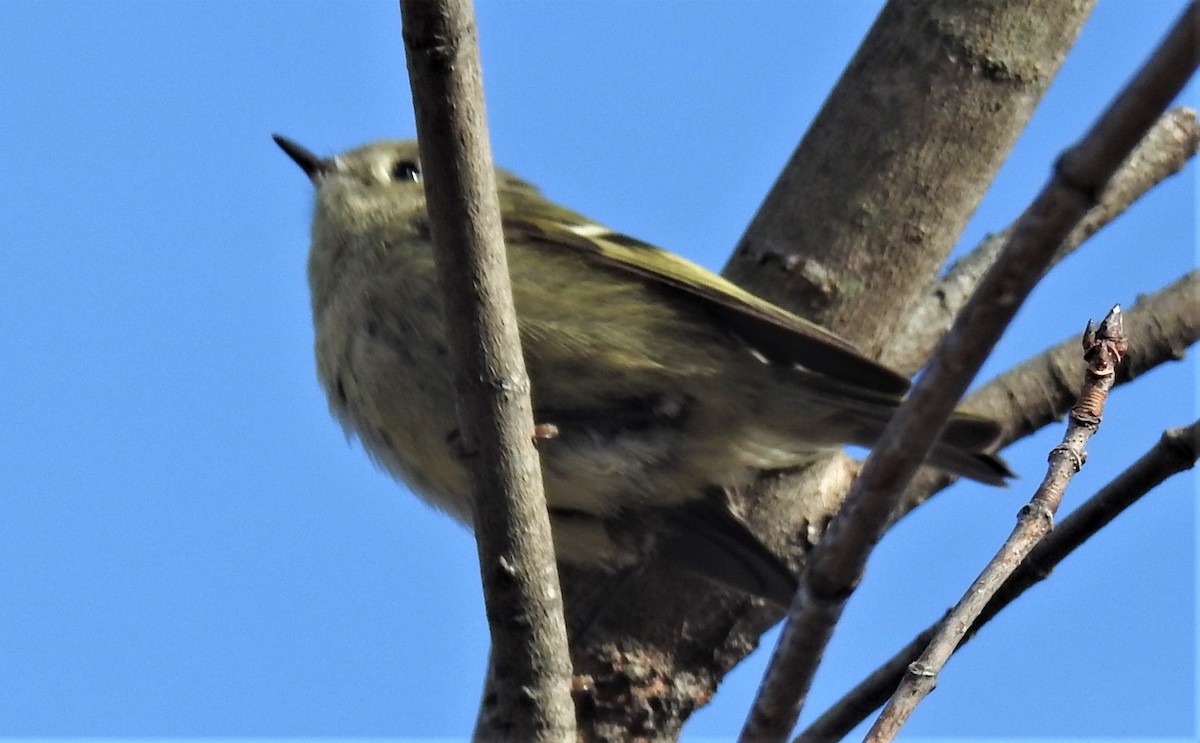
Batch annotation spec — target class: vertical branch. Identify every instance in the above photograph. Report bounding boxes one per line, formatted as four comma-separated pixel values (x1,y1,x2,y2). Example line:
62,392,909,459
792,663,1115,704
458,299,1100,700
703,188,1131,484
399,1,575,740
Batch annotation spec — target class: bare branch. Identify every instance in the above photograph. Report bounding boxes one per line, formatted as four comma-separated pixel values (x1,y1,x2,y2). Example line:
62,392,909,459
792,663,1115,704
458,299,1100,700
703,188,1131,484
895,269,1200,519
866,307,1127,740
887,107,1200,373
740,6,1199,738
798,418,1199,743
399,1,575,740
969,277,1199,446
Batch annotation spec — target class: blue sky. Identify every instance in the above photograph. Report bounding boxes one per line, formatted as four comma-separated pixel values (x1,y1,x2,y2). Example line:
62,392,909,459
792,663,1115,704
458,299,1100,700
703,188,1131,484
0,1,1195,739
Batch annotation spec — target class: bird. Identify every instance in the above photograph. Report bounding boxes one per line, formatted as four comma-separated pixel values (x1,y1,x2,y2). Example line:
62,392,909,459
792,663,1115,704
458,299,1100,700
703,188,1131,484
274,135,1010,608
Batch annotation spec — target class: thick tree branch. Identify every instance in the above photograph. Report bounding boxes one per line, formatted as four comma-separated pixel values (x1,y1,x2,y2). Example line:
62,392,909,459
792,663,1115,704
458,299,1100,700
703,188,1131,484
741,5,1199,739
798,418,1199,743
399,1,575,740
866,307,1126,740
887,107,1200,373
726,0,1094,357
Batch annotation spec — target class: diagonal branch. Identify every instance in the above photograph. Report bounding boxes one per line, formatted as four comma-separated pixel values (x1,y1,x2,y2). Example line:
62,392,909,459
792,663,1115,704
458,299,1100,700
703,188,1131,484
399,1,575,740
887,107,1200,374
740,5,1199,740
895,269,1200,520
798,418,1199,743
725,0,1095,357
866,307,1127,740
967,275,1199,445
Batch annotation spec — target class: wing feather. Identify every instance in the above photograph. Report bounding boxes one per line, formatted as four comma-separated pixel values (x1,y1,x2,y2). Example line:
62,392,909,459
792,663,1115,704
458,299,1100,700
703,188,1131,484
497,193,910,397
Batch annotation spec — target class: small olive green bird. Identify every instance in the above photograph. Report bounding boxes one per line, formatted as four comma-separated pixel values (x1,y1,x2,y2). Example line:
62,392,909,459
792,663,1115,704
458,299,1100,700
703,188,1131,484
275,135,1010,608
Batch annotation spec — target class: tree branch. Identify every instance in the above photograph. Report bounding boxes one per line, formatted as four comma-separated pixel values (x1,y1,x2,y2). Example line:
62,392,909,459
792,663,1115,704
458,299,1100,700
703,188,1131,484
740,5,1199,738
726,0,1095,357
968,277,1199,445
399,1,575,740
866,307,1127,740
895,269,1200,519
887,107,1200,373
798,418,1199,743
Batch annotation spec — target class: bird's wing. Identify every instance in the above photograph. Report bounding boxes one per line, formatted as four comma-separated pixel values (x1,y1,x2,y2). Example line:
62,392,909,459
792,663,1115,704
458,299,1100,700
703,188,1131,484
502,209,911,397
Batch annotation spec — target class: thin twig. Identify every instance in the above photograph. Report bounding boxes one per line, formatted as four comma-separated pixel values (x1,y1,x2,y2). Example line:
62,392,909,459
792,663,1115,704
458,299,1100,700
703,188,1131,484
865,307,1128,741
895,269,1199,520
887,107,1200,373
399,1,575,740
739,5,1199,740
797,418,1199,743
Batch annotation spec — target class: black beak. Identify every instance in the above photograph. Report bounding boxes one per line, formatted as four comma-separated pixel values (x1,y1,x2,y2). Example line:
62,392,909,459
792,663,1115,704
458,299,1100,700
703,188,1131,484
272,134,331,182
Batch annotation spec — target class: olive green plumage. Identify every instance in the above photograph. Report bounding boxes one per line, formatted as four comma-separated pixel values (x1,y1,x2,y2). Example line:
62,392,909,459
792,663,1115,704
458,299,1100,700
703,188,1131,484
275,136,1010,607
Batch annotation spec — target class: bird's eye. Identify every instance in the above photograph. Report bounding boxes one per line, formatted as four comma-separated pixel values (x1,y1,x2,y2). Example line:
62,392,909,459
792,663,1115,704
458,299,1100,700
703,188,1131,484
391,159,421,182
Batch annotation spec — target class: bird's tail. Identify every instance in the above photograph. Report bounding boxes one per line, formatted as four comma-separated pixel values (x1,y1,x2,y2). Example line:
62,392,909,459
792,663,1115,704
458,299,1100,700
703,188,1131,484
926,414,1013,486
775,370,1014,486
